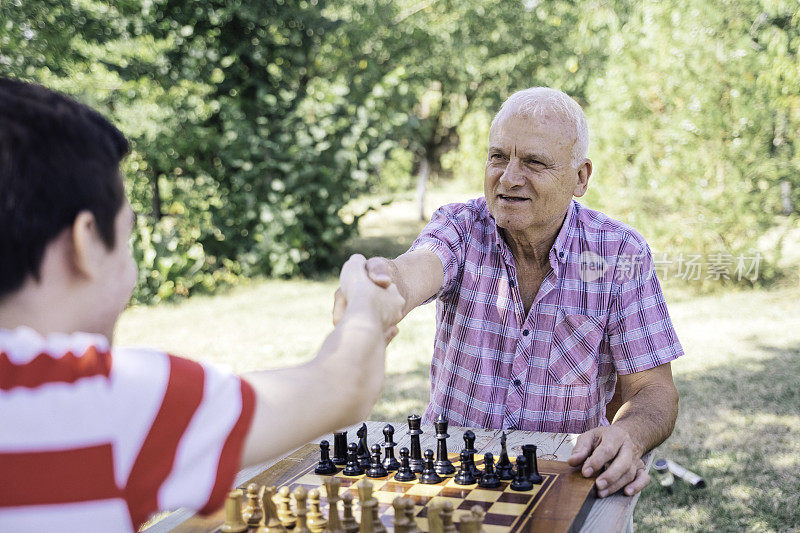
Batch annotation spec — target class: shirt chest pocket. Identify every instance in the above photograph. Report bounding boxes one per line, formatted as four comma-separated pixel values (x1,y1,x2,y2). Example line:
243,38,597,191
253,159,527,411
548,312,607,386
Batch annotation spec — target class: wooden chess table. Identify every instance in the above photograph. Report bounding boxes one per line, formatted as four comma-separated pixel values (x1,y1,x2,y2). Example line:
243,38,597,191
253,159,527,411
143,421,651,533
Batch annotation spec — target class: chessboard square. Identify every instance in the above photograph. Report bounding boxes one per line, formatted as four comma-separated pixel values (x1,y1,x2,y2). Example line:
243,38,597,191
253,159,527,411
381,481,412,493
336,477,359,488
482,512,517,527
452,508,474,523
456,499,493,512
377,502,391,514
464,489,502,502
288,482,317,493
414,517,427,530
438,486,473,499
496,491,534,504
366,480,387,491
428,496,464,509
294,473,322,485
374,491,398,504
483,525,508,533
488,501,528,515
405,494,432,506
444,477,476,489
406,484,444,496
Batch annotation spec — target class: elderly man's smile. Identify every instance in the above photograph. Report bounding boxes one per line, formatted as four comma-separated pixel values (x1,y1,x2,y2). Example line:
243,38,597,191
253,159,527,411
497,194,530,204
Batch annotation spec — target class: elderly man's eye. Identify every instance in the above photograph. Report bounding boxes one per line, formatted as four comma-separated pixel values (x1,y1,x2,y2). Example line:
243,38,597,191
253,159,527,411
489,153,506,161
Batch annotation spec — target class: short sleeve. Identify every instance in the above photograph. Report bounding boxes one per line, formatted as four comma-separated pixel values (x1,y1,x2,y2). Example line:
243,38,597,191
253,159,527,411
408,205,468,301
606,245,684,374
119,350,255,526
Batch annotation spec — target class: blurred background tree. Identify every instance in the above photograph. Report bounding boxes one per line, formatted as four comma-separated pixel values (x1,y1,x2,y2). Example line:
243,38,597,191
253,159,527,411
1,0,797,302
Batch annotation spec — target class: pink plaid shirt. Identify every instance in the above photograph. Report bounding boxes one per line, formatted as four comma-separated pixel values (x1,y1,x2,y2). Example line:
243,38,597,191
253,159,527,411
409,197,683,433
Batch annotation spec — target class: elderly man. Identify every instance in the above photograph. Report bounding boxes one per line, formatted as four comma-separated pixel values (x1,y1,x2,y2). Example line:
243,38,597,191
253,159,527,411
334,87,683,498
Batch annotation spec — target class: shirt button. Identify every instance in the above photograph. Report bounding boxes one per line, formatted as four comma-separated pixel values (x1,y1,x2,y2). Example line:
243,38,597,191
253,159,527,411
522,329,529,336
559,251,565,258
513,379,522,387
509,279,516,288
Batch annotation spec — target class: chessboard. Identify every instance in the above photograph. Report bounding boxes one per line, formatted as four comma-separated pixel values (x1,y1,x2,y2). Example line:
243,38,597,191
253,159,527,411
172,443,596,533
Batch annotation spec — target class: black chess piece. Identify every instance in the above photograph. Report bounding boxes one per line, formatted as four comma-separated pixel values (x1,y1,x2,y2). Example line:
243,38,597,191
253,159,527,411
462,430,481,478
478,453,501,488
510,456,533,491
407,414,424,473
343,442,364,476
366,443,388,478
522,444,543,484
382,424,400,471
433,414,455,476
394,447,416,482
356,423,371,468
314,440,338,475
495,432,514,480
453,450,477,485
332,431,348,465
419,449,442,484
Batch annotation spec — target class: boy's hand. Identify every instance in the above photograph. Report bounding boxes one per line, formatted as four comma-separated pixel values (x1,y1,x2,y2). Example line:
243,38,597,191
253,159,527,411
338,254,404,341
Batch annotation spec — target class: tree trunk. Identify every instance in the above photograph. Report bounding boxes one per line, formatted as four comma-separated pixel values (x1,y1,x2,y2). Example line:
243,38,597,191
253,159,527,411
416,155,431,221
151,172,162,221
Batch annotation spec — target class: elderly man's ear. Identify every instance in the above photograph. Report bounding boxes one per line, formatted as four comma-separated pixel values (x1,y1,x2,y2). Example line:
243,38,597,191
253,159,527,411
573,159,593,197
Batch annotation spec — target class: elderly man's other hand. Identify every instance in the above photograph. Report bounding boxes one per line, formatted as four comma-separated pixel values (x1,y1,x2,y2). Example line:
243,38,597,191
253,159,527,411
333,255,394,325
567,425,650,498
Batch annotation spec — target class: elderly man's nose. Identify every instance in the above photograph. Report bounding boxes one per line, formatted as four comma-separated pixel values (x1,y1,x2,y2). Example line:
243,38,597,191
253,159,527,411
500,161,526,186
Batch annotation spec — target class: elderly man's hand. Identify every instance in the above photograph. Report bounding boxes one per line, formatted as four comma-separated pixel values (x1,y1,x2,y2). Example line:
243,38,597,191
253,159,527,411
335,255,401,343
333,255,394,325
567,425,650,498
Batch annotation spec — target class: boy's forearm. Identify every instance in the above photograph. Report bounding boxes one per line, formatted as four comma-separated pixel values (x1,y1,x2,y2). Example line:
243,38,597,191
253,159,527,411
239,310,385,468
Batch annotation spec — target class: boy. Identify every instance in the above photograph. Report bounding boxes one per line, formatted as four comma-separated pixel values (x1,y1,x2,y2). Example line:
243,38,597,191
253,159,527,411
0,78,404,531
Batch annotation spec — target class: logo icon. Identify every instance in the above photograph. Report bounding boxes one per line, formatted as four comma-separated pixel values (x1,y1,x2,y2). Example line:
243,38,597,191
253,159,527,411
578,251,608,282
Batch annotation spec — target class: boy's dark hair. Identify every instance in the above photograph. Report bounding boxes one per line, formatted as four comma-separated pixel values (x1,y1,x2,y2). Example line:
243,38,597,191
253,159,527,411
0,78,129,298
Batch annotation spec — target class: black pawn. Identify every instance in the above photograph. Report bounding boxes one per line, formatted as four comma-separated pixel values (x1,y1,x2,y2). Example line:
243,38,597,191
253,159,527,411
453,450,477,485
419,449,442,484
478,453,501,488
366,443,388,478
496,432,514,480
510,456,533,491
382,424,400,471
407,414,424,473
356,423,371,468
522,444,543,484
394,447,416,482
332,431,348,465
462,430,481,478
314,440,338,475
433,415,455,476
343,442,364,476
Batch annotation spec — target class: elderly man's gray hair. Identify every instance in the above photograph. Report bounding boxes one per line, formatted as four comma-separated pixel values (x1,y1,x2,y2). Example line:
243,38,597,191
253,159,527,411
491,87,589,168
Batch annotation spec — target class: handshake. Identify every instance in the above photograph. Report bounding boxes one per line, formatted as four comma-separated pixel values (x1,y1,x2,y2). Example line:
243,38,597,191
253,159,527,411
333,254,406,345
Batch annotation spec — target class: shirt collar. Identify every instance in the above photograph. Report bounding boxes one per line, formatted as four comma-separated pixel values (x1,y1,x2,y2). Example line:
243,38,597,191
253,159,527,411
0,326,109,365
491,198,577,268
551,199,577,264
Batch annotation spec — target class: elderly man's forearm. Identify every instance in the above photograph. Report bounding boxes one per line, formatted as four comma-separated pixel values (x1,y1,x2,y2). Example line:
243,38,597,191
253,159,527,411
611,383,679,456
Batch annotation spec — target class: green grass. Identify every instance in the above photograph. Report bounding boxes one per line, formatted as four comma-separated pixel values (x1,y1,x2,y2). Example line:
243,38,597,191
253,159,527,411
119,190,800,532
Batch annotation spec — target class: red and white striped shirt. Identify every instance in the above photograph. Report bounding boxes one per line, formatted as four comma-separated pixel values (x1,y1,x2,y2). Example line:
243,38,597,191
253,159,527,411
0,326,255,532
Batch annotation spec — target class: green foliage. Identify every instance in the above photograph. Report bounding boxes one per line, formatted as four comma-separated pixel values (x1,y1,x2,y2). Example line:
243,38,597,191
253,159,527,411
585,0,800,288
1,0,798,301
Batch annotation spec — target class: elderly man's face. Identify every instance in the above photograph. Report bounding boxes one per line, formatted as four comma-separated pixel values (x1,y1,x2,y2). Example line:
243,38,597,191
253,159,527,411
484,109,584,236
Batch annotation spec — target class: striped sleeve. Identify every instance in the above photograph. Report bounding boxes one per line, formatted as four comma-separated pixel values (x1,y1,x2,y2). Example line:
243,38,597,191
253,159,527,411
118,351,255,526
